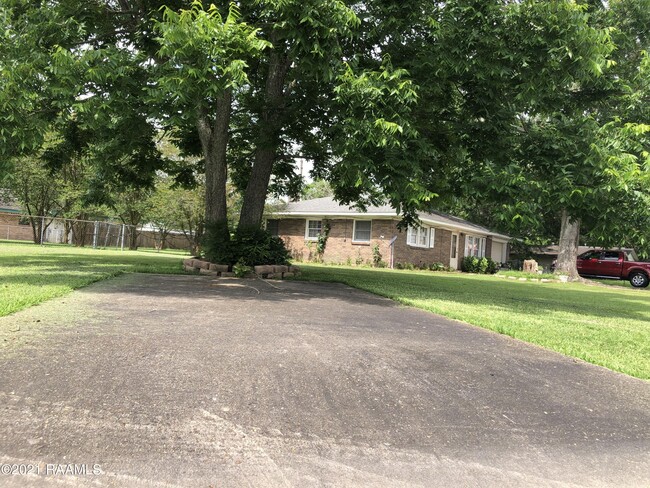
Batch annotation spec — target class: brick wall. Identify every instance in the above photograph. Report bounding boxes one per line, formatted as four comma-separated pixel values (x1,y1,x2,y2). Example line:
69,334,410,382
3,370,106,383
393,226,453,267
0,213,35,241
459,233,466,260
278,217,454,267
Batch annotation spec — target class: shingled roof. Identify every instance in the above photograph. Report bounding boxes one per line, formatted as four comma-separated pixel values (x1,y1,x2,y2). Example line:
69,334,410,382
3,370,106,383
0,197,21,214
274,197,510,240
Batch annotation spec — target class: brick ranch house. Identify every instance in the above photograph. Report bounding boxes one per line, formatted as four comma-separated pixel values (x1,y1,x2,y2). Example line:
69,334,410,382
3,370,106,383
265,197,510,269
0,200,34,241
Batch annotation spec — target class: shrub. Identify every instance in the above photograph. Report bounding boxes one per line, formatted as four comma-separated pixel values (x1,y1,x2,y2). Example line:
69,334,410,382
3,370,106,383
462,256,500,274
461,256,479,273
203,224,290,267
428,262,446,272
316,220,331,258
372,244,382,267
233,258,253,277
478,257,489,274
202,221,234,266
486,258,499,274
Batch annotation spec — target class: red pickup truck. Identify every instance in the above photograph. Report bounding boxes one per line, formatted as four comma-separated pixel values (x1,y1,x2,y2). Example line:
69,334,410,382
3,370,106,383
577,250,650,288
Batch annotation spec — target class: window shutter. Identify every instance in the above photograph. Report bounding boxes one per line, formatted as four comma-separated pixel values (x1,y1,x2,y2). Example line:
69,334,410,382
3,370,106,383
429,228,435,248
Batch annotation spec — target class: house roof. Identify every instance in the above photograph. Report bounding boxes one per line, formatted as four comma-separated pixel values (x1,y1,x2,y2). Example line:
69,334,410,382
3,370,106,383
0,197,20,214
529,245,634,256
273,197,510,241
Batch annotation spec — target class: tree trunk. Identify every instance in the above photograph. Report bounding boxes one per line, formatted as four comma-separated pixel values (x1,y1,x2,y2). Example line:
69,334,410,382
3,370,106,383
29,216,39,244
555,209,581,279
198,90,232,227
129,229,138,250
238,53,290,229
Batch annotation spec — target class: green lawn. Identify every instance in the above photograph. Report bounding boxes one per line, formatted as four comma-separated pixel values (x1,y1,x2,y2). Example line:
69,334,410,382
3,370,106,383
2,242,648,379
297,264,650,380
0,241,186,317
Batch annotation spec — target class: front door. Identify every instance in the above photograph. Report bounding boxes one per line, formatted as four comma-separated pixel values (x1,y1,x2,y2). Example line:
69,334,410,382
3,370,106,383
450,233,459,269
577,250,601,276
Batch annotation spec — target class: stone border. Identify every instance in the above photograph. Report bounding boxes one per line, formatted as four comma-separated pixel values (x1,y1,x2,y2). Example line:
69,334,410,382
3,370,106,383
252,265,300,280
182,258,300,279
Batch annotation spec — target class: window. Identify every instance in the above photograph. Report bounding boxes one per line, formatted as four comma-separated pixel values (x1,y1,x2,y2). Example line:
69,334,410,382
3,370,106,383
625,250,638,262
266,219,279,236
407,226,429,248
602,251,621,261
305,220,322,240
465,236,486,258
353,220,371,242
579,251,601,260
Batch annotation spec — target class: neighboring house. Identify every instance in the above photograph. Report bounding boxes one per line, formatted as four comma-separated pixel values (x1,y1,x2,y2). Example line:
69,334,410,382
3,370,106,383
0,198,33,241
266,197,510,269
1,198,193,249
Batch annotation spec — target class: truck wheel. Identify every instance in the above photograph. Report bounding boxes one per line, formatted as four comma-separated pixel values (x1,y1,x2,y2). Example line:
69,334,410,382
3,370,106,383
629,272,649,288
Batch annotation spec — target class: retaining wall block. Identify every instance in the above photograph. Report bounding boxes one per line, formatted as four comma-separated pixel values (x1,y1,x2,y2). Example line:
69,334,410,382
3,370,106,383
209,263,229,273
194,260,211,270
255,265,275,275
273,265,288,274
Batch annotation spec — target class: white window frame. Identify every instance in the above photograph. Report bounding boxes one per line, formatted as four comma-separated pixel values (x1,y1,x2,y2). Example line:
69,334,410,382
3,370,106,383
464,235,486,258
305,219,322,241
352,220,372,243
407,225,430,248
429,228,436,248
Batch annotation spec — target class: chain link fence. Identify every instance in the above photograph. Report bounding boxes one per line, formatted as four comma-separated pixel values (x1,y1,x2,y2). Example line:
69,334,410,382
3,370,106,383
0,212,136,250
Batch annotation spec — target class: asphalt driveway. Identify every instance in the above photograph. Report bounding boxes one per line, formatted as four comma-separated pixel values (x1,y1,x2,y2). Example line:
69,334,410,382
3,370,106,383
0,274,648,487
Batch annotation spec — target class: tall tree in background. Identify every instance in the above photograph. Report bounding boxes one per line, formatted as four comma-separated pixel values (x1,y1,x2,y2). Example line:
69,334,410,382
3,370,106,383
154,2,269,232
0,0,418,240
424,1,650,273
2,156,59,244
2,0,645,265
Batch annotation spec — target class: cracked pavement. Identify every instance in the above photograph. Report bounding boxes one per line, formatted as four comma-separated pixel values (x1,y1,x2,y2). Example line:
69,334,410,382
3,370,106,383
0,274,648,487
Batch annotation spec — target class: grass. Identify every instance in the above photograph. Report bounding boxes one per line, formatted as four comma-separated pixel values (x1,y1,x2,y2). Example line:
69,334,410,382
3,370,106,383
2,241,647,379
591,278,632,288
497,270,556,280
0,240,186,317
296,264,650,380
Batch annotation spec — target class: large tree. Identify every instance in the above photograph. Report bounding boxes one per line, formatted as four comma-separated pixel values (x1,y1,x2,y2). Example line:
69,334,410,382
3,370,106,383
429,0,650,274
1,0,419,238
3,0,640,264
